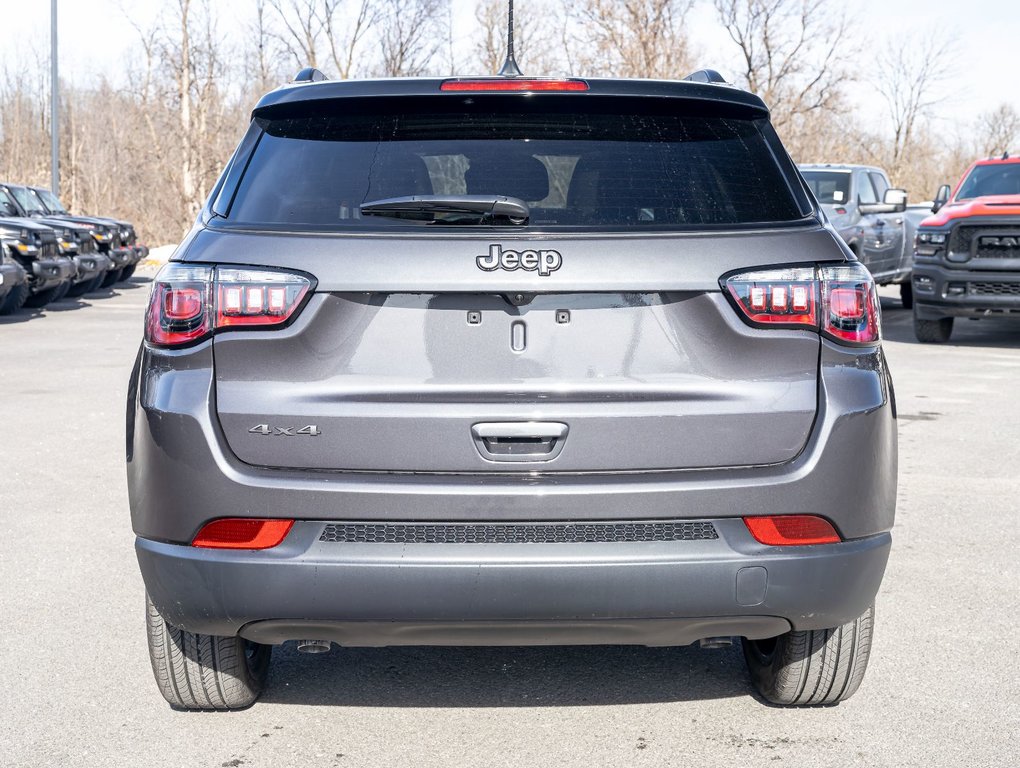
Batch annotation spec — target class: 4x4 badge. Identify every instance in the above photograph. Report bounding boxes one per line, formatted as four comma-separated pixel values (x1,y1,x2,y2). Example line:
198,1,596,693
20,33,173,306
477,244,562,276
249,424,321,437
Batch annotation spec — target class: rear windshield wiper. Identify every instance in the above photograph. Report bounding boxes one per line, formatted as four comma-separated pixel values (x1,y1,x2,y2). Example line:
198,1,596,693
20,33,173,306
360,195,530,225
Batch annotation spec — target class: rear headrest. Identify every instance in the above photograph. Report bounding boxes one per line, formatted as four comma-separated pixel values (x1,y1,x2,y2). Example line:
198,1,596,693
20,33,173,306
364,152,434,201
465,155,550,202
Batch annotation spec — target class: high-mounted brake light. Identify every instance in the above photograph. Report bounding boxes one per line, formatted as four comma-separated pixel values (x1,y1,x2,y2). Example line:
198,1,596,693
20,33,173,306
441,79,589,92
192,518,294,549
744,516,841,546
145,264,312,347
723,263,880,345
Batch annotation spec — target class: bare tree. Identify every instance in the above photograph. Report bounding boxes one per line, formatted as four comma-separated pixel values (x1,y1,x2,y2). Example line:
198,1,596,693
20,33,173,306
872,32,954,179
567,0,695,78
268,0,380,79
975,103,1020,158
247,0,285,93
473,0,563,75
377,0,448,77
714,0,853,134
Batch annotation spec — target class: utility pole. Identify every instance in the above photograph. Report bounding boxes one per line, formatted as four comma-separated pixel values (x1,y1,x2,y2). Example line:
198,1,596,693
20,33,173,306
50,0,59,195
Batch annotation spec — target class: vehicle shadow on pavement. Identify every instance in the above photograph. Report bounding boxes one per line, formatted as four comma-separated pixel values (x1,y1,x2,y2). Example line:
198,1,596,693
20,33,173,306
0,278,153,324
260,643,752,707
880,296,1020,349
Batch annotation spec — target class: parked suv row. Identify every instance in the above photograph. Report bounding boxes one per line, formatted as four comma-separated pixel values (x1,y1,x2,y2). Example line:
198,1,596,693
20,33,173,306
0,182,147,314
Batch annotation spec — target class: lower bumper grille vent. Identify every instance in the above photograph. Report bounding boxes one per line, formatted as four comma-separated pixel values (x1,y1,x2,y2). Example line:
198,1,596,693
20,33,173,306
970,282,1020,296
320,520,718,544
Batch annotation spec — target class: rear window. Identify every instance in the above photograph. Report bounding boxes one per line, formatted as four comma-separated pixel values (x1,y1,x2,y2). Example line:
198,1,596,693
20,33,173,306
225,103,808,231
801,171,851,205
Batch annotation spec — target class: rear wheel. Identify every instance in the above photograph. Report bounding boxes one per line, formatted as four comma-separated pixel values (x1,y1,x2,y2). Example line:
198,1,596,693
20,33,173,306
914,312,953,343
899,281,913,309
100,268,123,288
742,605,874,706
146,593,271,710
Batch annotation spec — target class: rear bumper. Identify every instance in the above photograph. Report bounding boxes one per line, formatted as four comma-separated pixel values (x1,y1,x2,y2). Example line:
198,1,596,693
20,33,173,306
913,262,1020,318
137,522,890,644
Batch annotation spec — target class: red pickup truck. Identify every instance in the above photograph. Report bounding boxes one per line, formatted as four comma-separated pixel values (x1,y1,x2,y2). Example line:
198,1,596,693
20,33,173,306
912,155,1020,342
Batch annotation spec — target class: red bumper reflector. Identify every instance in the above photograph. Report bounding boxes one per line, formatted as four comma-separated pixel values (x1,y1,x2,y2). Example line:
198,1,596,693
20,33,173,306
441,79,589,92
192,519,294,549
743,515,841,546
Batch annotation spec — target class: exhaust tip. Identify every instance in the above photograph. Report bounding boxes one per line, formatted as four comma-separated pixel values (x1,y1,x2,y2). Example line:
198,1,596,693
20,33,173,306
698,636,733,649
296,639,332,654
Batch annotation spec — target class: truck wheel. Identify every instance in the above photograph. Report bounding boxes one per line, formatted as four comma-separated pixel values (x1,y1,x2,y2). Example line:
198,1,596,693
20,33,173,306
913,314,953,343
742,604,874,706
899,282,913,309
146,593,271,710
24,285,61,308
121,264,137,280
51,280,71,302
68,275,102,298
100,268,123,288
0,282,30,315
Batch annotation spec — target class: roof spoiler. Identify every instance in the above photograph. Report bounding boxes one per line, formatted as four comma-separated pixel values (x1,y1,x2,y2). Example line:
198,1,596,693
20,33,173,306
683,69,728,85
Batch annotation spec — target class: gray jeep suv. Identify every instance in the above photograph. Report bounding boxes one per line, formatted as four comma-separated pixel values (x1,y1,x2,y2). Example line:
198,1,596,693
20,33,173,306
128,72,896,710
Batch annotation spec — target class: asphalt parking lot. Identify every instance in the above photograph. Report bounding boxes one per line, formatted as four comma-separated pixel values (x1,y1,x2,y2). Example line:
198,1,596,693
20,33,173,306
1,276,1017,767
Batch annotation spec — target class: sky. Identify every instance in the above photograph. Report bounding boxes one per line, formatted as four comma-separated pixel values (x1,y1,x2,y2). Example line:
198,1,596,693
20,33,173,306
1,0,1018,139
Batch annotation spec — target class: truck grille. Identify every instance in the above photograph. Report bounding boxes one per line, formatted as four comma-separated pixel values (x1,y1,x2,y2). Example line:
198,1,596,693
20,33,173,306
970,282,1020,297
319,520,719,544
952,227,1020,260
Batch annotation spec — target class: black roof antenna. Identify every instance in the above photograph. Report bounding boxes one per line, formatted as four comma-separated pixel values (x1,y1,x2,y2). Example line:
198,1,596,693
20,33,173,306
498,0,523,77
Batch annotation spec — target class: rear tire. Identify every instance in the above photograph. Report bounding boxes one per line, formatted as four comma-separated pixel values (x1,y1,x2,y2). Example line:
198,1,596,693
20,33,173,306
145,593,271,710
742,605,874,706
100,268,123,288
899,281,913,309
0,282,30,315
913,313,953,343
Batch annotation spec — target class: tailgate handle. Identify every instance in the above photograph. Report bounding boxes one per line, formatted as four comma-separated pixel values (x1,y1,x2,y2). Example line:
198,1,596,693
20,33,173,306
471,422,568,462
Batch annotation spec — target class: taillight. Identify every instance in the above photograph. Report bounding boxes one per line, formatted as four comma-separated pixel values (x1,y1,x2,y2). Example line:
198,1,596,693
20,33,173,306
146,265,213,346
440,78,589,92
743,515,841,546
145,264,312,347
723,263,880,345
192,518,294,549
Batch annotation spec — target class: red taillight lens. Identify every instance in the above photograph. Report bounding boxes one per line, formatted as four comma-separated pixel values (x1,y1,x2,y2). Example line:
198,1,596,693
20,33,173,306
743,515,841,546
440,79,589,92
145,265,213,347
215,267,311,328
192,518,294,549
819,265,881,344
145,264,313,347
725,267,817,327
723,263,880,345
